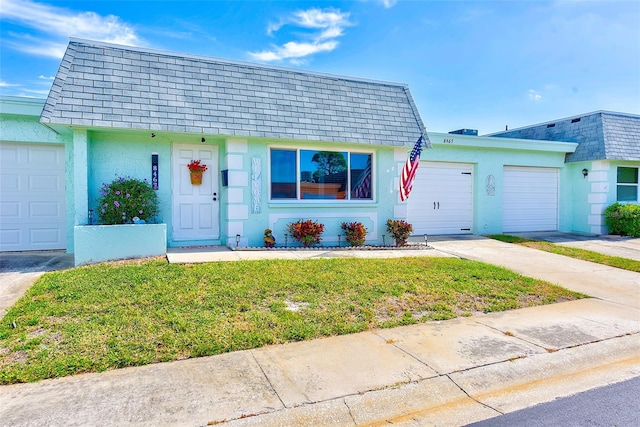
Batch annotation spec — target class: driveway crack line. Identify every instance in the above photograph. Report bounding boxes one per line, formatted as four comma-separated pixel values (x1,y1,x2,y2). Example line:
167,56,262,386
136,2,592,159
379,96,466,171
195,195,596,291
343,399,357,425
445,373,504,416
249,350,287,409
371,330,439,375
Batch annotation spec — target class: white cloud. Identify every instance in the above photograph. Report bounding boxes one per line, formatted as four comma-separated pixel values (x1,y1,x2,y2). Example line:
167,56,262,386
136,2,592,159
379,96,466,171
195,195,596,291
0,81,19,87
249,8,351,62
378,0,398,8
528,90,542,101
267,21,284,36
3,35,68,59
0,0,142,58
252,40,339,61
293,8,351,32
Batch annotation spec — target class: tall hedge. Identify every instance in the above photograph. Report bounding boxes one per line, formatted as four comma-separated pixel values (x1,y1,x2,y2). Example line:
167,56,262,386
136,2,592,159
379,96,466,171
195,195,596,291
604,202,640,237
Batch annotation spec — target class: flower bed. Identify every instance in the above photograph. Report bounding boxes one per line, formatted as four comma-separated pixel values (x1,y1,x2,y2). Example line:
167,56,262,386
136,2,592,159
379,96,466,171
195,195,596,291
231,243,432,251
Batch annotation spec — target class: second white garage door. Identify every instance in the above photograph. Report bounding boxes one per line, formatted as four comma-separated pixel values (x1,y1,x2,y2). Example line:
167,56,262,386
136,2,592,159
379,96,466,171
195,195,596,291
503,166,558,233
407,162,473,235
0,143,66,251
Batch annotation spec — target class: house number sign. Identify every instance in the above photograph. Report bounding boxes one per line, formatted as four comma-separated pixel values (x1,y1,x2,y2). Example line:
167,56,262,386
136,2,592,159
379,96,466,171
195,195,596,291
443,138,454,144
151,153,159,190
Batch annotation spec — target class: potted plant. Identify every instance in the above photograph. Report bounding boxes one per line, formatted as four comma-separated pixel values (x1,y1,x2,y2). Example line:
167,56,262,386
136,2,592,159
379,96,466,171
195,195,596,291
287,219,324,247
341,221,367,246
386,219,413,246
187,160,208,185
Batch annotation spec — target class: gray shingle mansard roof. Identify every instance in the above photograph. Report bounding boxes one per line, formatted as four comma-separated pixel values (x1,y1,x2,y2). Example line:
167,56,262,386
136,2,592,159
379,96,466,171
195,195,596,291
41,39,426,147
488,111,640,162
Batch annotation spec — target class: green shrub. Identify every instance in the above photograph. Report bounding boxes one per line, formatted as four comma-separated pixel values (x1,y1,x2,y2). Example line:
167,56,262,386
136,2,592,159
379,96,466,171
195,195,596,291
604,202,640,237
97,176,159,225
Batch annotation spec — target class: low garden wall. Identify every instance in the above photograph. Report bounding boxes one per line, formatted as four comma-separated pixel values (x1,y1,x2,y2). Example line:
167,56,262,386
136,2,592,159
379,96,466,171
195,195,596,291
74,224,167,266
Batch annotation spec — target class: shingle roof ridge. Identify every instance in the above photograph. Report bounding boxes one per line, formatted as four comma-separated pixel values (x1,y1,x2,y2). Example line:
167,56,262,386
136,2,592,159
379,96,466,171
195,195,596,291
599,111,640,120
485,110,639,136
68,37,410,89
40,41,77,122
401,86,430,145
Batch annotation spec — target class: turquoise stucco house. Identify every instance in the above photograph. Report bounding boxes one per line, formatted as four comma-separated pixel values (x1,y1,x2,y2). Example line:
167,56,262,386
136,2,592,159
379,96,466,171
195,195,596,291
1,39,638,264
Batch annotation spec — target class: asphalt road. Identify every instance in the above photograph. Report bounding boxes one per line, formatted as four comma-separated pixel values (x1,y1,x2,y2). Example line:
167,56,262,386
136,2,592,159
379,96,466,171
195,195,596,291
467,376,640,427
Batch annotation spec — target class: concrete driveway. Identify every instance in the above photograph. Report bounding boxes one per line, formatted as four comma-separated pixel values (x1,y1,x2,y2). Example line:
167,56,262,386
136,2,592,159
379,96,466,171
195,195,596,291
0,250,74,318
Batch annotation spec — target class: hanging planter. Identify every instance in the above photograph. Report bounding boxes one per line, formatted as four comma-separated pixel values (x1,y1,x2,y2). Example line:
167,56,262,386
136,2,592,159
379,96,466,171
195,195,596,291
190,170,203,185
187,160,208,185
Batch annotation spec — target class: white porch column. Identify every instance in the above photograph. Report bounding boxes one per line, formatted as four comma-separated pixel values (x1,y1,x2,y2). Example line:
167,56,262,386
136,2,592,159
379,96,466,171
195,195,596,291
225,139,249,247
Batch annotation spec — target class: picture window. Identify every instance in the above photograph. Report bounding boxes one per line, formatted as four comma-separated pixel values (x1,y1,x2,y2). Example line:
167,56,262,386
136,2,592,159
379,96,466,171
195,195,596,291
270,148,373,201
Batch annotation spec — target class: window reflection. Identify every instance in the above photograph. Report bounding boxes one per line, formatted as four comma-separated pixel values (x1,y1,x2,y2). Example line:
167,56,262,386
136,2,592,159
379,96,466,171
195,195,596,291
351,153,372,199
300,150,347,199
617,167,639,202
271,149,296,199
270,148,374,201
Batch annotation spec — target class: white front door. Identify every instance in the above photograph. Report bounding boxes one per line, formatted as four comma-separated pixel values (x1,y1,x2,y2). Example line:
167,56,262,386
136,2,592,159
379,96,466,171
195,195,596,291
172,144,219,241
407,162,474,235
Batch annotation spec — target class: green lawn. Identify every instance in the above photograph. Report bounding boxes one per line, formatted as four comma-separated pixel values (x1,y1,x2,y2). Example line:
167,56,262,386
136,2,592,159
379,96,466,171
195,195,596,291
0,257,585,384
488,235,640,273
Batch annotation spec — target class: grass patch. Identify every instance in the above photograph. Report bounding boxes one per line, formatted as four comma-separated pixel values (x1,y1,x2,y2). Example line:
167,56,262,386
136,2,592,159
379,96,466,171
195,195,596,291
0,257,585,384
488,235,640,273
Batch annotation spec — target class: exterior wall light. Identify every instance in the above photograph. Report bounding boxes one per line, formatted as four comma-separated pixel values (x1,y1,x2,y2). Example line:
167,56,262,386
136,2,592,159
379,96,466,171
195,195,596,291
582,168,589,178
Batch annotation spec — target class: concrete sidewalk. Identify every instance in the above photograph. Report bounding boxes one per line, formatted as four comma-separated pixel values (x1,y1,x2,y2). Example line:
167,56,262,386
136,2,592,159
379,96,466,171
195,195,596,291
512,231,640,261
1,236,639,426
166,243,446,263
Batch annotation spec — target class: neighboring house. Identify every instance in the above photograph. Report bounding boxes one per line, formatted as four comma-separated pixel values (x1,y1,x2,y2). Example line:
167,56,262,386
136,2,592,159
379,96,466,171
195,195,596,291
489,112,640,235
2,39,635,264
404,131,577,236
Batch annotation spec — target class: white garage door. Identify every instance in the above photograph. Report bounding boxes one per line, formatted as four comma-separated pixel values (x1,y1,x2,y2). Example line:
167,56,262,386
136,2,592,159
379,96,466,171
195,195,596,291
407,162,473,235
503,166,558,233
0,143,66,251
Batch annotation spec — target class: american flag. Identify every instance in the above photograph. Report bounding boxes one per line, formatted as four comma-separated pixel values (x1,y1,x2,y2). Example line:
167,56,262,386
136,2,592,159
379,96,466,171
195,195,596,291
399,136,424,201
352,156,372,199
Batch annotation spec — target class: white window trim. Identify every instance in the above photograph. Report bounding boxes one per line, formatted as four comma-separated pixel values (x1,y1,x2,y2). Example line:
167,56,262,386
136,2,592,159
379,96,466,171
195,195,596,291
268,145,376,203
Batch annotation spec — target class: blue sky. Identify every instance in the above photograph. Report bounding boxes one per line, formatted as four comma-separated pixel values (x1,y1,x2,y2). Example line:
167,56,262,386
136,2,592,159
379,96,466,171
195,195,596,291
1,0,638,134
